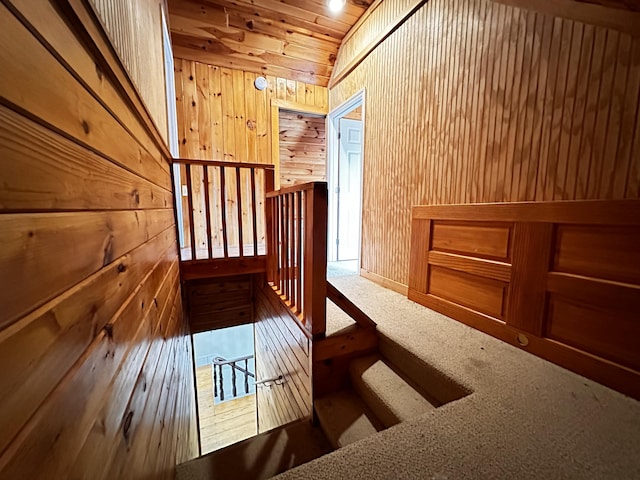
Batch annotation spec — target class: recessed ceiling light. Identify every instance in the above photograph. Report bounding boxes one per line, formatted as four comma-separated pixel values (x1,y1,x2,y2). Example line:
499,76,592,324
328,0,346,13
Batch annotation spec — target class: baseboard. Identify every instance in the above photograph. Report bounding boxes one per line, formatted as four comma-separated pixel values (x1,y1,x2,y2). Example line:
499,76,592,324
360,269,409,296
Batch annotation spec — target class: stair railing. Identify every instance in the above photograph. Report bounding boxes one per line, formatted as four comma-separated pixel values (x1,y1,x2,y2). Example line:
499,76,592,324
265,182,328,339
212,354,255,402
172,158,275,262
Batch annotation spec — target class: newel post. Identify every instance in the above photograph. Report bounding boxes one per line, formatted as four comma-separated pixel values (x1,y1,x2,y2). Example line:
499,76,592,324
303,182,328,338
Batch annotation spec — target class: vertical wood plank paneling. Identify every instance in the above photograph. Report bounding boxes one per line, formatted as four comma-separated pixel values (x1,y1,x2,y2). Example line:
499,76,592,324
89,0,168,141
330,0,640,286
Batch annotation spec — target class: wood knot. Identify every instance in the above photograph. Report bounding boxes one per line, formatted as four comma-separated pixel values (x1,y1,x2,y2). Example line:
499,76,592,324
123,411,134,439
117,263,127,273
246,119,256,130
95,63,103,81
131,189,140,204
191,100,196,107
103,323,114,339
82,120,90,134
246,20,254,29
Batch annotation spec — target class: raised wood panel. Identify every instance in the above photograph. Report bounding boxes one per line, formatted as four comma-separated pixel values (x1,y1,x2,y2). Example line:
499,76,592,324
428,266,507,320
279,110,327,186
330,0,640,287
0,2,197,478
547,294,640,372
431,222,512,260
553,224,640,284
408,200,640,399
254,281,311,433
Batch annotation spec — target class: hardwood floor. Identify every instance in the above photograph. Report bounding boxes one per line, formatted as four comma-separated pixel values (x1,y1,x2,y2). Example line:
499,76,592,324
196,365,257,454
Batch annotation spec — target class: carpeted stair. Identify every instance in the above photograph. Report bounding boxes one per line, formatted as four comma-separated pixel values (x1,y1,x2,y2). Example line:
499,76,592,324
315,352,442,448
176,419,332,480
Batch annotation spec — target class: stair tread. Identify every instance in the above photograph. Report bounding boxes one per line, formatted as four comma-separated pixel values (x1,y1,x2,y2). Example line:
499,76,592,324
315,389,382,449
350,354,436,428
176,419,331,480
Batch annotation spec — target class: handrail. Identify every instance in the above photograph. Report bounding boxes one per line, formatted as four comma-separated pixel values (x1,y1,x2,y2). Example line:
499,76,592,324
172,158,275,263
266,182,328,338
326,282,377,329
173,158,275,170
211,354,255,402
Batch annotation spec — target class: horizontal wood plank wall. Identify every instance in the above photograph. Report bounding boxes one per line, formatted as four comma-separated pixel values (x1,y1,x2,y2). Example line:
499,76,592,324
89,0,169,141
254,281,312,433
0,1,197,478
173,58,328,249
279,111,327,186
330,0,640,287
186,276,254,333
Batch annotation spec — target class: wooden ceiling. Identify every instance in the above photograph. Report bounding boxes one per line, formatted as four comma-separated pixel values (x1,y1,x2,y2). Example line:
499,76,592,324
167,0,374,86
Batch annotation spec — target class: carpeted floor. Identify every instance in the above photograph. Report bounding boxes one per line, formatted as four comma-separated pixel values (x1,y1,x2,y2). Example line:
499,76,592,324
276,275,640,479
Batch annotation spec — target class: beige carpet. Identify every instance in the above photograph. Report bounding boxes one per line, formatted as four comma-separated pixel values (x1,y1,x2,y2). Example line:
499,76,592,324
276,275,640,479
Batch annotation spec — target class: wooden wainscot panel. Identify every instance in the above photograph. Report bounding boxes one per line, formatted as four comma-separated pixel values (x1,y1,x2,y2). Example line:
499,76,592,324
431,221,512,261
428,266,508,321
546,293,640,372
553,224,640,285
409,200,640,399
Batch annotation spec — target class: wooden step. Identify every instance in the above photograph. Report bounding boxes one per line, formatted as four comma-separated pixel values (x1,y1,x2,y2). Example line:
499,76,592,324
315,389,382,449
350,354,437,428
176,419,331,480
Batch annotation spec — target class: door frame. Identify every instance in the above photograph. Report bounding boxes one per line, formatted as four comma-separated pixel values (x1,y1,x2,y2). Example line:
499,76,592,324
270,99,328,190
326,88,366,263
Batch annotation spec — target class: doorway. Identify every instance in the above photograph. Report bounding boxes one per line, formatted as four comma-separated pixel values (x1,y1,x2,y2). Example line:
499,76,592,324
327,89,365,277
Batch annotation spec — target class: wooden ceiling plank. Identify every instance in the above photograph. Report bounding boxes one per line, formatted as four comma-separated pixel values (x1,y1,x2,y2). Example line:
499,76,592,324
196,0,348,38
173,47,330,86
172,32,333,77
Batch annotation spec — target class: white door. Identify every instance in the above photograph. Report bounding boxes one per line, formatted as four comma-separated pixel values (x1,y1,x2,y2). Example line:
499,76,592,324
337,118,363,261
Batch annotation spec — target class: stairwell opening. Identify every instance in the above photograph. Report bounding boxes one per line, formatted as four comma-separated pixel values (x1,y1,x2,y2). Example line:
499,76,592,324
193,324,257,454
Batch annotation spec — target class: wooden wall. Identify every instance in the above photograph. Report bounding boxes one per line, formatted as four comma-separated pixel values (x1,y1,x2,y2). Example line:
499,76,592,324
0,1,198,478
254,282,312,433
279,111,327,186
174,58,328,163
89,0,169,141
173,58,328,249
330,0,640,287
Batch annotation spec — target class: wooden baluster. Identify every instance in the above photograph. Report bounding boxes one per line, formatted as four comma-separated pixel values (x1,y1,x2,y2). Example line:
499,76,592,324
264,169,276,282
185,164,196,261
289,192,296,309
304,183,328,337
231,362,237,398
280,195,286,294
250,168,258,257
284,193,290,300
203,166,213,260
219,166,228,258
218,364,224,402
296,190,303,315
236,167,244,257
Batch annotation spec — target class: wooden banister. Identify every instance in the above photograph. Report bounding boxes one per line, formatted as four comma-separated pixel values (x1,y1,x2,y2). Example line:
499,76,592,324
266,182,328,338
326,282,376,330
172,159,274,265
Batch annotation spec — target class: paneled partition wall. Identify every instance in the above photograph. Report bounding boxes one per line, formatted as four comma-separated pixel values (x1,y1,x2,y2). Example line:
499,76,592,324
408,200,640,399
